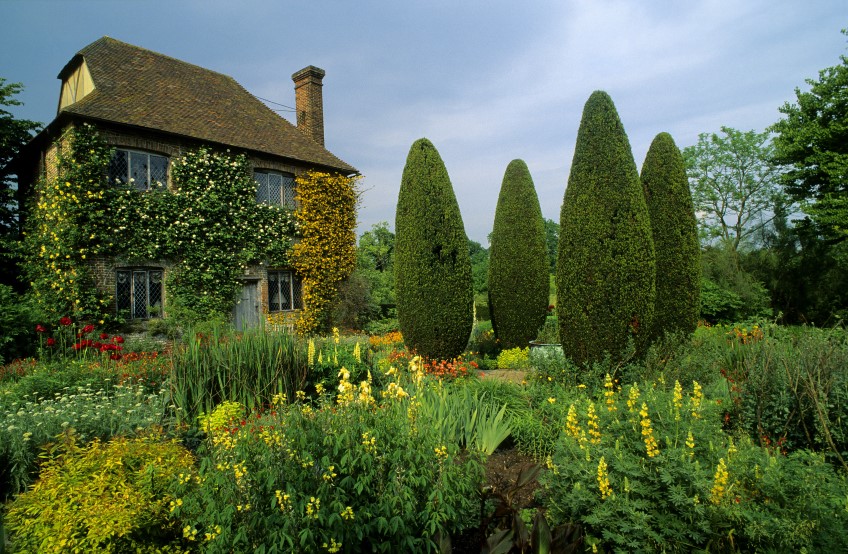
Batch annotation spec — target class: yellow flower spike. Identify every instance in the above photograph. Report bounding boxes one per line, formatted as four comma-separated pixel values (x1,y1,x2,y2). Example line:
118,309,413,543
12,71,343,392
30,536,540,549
604,374,617,412
686,430,695,457
587,402,601,445
597,456,612,499
639,403,660,458
710,458,729,504
673,380,683,420
565,404,580,439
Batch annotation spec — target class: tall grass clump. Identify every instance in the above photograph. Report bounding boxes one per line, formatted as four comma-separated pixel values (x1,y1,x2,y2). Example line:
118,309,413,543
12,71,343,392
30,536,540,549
169,323,306,422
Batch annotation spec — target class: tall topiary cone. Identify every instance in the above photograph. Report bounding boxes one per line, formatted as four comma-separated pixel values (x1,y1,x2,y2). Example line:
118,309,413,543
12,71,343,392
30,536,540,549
641,132,701,340
488,159,549,349
394,138,473,360
557,91,656,366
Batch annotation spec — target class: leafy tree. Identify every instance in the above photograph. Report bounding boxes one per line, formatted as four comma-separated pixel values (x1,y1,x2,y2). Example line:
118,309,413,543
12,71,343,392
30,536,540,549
557,91,655,366
0,78,41,287
700,245,771,323
394,138,472,360
641,132,700,339
468,238,489,297
353,222,396,322
544,218,559,273
488,159,548,348
683,127,783,252
771,29,848,243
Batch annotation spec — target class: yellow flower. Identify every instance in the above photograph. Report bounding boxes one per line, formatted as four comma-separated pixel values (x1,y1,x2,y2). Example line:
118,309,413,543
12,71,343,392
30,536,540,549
627,383,641,413
547,397,556,404
686,430,695,456
673,380,683,419
565,404,580,439
587,402,601,445
597,456,612,499
604,373,617,412
691,381,703,418
710,458,729,504
340,506,355,520
639,403,659,458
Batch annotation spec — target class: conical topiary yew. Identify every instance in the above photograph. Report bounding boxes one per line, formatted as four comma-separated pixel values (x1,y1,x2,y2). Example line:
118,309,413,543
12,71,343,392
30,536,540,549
557,91,656,366
488,159,549,349
641,132,701,340
394,138,473,360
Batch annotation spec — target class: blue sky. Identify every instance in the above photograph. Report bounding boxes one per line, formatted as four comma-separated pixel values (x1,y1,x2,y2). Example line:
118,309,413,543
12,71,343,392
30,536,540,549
1,0,845,244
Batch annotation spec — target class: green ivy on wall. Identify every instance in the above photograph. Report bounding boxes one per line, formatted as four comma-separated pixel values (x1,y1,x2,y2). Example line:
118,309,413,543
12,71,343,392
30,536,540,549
22,124,298,324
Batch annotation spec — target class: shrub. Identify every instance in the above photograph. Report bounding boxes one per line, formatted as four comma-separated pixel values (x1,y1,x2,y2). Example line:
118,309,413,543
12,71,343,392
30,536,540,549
0,286,42,364
557,91,656,367
641,132,700,341
4,430,195,553
394,138,473,360
542,376,848,551
170,382,483,552
0,380,170,499
529,345,577,386
488,159,549,349
496,347,530,369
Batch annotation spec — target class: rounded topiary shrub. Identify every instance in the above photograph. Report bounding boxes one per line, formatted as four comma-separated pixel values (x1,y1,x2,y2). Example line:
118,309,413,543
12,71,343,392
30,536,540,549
394,138,473,360
641,132,701,340
557,91,656,367
488,159,549,349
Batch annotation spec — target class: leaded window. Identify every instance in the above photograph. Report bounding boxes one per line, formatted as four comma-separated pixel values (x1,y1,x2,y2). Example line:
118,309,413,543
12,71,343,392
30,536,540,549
255,170,296,208
116,269,163,319
268,270,303,311
109,149,168,191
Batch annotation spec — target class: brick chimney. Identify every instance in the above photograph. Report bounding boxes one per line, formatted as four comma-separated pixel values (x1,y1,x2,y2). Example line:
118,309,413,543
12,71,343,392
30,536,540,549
292,65,326,146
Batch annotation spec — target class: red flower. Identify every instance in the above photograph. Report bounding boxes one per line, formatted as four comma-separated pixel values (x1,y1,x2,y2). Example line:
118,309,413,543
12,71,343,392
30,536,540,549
100,333,109,340
113,336,125,344
59,316,72,326
46,337,56,347
73,343,83,350
110,353,122,361
35,324,47,333
81,324,95,334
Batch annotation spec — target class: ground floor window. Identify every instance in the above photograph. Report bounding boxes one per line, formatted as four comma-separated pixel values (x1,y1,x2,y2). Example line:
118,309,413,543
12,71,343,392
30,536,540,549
116,269,163,319
268,270,303,311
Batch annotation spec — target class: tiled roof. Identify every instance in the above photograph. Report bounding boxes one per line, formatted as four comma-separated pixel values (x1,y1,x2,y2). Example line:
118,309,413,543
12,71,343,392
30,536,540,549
59,36,356,174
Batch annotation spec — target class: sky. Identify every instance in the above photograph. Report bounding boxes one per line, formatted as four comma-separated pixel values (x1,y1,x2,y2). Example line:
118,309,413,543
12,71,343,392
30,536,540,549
1,0,846,245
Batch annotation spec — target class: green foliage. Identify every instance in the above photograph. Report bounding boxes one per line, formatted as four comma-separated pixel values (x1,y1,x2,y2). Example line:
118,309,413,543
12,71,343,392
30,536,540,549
0,286,42,363
533,315,559,345
641,133,701,339
0,378,170,499
163,148,296,322
469,238,489,298
496,347,529,370
22,126,297,325
771,29,848,243
683,127,782,251
416,385,513,455
0,78,41,287
356,221,396,320
544,218,559,273
488,159,549,349
700,245,772,323
542,378,848,552
169,323,307,423
21,124,119,321
719,324,848,471
557,91,656,366
4,430,194,553
170,391,483,552
394,138,473,360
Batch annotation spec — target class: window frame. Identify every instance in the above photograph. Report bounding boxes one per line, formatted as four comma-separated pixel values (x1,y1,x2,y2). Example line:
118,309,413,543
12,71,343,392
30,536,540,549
116,268,164,320
267,269,303,312
109,148,169,191
254,169,296,208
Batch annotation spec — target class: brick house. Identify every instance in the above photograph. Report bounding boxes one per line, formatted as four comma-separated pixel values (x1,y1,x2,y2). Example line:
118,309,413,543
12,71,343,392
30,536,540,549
14,36,357,328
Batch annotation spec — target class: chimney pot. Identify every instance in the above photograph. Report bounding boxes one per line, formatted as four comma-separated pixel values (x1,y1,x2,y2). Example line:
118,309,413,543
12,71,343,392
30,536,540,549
292,65,326,146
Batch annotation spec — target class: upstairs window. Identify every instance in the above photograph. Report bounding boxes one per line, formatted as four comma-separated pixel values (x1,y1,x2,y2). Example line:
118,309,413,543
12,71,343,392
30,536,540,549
109,149,168,191
268,270,303,311
116,269,163,319
255,170,296,208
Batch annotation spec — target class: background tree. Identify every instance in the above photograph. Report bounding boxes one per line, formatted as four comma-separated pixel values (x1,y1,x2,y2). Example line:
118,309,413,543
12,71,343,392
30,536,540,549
544,218,559,273
0,78,41,287
488,159,548,348
557,91,656,366
771,28,848,243
683,127,782,252
394,138,472,360
641,132,700,339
